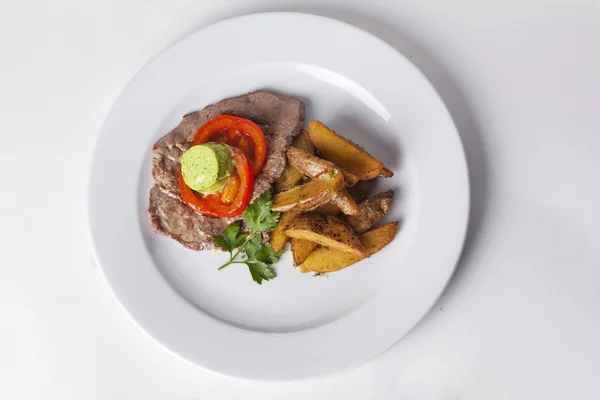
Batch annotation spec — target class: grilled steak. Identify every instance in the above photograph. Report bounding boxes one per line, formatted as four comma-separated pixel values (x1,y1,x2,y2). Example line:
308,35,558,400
149,90,305,250
148,186,232,250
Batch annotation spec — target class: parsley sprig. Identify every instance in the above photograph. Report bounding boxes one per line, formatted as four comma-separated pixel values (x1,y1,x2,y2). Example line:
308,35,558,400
212,190,285,284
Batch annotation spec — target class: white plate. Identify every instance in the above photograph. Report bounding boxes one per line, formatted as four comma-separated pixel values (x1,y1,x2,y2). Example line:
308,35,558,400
88,13,469,380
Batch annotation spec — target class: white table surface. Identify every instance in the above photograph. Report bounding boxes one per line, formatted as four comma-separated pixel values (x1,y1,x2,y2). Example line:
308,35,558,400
1,1,599,399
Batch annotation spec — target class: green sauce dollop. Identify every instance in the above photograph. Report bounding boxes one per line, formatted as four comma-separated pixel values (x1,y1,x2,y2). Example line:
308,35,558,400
181,143,235,194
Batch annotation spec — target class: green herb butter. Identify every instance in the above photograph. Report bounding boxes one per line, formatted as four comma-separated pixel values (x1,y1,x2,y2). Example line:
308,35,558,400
181,143,234,194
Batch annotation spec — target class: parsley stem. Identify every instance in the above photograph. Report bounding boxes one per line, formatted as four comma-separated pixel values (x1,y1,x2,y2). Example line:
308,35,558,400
218,260,233,270
217,233,255,270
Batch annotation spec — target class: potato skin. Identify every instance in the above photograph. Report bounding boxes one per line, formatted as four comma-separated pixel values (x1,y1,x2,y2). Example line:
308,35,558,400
284,214,366,258
271,212,297,253
287,147,359,186
287,148,360,215
331,188,360,216
291,238,318,265
307,121,383,180
272,169,344,212
345,190,394,233
275,130,315,191
301,221,399,273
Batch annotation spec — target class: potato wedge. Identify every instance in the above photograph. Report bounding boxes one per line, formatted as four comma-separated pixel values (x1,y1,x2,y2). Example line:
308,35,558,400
272,168,344,212
275,130,315,191
284,214,366,258
301,221,398,273
274,165,303,192
331,188,360,216
291,238,318,265
345,190,394,233
270,212,298,253
287,147,359,187
380,166,394,178
297,264,312,274
287,147,360,215
301,247,358,274
314,202,341,216
360,222,399,257
296,129,315,153
308,121,383,180
347,180,374,203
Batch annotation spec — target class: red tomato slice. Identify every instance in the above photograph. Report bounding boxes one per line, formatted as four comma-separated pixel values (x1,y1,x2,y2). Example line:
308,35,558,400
179,147,254,218
193,115,267,176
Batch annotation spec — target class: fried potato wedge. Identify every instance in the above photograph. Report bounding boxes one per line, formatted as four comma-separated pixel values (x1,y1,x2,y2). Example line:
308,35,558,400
275,130,315,191
347,179,374,203
301,221,398,273
297,264,312,274
287,147,360,215
360,222,398,257
302,247,358,274
291,238,318,265
379,166,394,178
272,168,344,212
270,211,298,253
345,190,394,233
284,214,366,258
308,121,383,180
314,202,342,216
331,188,360,216
287,147,359,186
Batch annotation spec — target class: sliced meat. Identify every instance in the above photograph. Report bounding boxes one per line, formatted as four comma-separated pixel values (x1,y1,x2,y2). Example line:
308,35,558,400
151,155,180,200
149,90,305,250
148,186,232,251
152,90,305,200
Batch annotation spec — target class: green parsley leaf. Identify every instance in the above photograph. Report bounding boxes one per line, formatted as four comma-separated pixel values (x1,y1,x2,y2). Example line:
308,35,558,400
254,243,285,264
243,190,280,234
247,261,277,284
215,221,248,253
244,235,262,259
212,235,231,252
213,190,285,285
223,221,242,249
235,233,249,248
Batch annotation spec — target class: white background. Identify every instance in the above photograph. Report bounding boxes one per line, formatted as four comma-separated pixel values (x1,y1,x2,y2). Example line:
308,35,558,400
1,0,599,399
